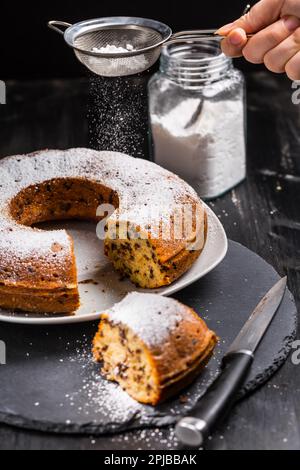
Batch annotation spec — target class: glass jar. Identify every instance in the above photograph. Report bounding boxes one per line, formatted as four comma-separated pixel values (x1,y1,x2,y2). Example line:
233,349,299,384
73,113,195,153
148,39,246,199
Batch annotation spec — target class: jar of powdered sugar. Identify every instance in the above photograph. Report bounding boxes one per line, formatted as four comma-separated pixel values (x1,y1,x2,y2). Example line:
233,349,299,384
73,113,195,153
148,39,246,199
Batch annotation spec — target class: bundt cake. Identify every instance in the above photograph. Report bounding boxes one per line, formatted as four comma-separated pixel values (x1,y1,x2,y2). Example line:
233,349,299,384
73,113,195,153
0,148,207,314
93,293,218,405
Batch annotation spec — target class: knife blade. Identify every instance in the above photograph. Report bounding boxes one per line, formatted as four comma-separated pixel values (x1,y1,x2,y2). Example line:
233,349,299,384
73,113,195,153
175,276,287,449
225,277,287,357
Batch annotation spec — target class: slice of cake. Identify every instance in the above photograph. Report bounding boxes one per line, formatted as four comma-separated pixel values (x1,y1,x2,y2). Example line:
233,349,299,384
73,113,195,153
93,293,218,405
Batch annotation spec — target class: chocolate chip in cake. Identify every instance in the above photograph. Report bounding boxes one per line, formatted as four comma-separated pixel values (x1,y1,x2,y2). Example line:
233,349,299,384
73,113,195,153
63,181,73,190
119,328,127,344
60,202,72,212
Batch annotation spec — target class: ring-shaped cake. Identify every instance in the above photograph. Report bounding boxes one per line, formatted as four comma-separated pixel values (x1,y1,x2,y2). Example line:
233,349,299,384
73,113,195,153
0,149,207,314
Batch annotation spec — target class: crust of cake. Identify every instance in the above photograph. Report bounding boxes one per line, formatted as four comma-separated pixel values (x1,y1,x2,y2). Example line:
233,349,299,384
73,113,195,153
147,324,217,404
0,287,79,314
0,149,208,314
93,294,218,405
0,233,79,314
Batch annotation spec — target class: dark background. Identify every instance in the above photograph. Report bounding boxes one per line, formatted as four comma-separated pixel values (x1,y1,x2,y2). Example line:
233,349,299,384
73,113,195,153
1,0,260,79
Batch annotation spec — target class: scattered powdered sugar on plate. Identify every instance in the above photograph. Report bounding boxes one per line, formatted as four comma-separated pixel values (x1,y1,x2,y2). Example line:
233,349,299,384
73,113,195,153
71,369,148,425
61,331,218,434
65,336,150,426
108,427,181,450
18,330,218,437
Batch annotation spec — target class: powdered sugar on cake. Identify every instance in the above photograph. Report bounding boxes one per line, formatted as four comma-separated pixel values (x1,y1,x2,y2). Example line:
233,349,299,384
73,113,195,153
0,229,69,261
106,292,194,347
0,148,200,230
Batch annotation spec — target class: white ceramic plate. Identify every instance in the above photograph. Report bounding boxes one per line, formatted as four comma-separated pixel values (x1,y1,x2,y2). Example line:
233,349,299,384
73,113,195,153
0,204,227,325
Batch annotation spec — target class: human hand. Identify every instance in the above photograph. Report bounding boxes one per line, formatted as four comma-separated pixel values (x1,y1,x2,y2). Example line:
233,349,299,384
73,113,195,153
218,0,300,80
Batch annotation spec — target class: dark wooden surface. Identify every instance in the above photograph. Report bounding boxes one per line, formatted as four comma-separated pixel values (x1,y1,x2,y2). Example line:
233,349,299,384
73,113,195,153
0,72,300,450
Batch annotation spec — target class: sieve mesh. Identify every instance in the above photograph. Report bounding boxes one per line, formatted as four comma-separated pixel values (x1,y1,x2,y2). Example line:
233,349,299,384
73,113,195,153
72,26,163,77
73,27,163,52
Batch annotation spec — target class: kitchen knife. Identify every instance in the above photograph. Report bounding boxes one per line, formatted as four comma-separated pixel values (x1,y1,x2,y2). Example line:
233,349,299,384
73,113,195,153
175,276,287,448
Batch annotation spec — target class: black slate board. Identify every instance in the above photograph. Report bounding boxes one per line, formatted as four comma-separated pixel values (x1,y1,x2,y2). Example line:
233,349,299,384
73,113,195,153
0,241,297,435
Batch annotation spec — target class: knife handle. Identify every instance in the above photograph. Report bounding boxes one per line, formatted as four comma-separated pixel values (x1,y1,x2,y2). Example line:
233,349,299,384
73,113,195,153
175,351,254,448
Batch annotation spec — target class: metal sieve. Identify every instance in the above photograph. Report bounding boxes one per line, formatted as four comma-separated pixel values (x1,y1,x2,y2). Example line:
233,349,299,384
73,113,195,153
48,17,231,78
48,8,252,78
48,17,172,77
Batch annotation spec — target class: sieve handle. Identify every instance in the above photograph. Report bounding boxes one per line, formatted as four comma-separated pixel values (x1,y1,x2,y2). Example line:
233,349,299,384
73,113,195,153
167,5,253,44
166,29,253,47
48,21,72,35
172,29,219,38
